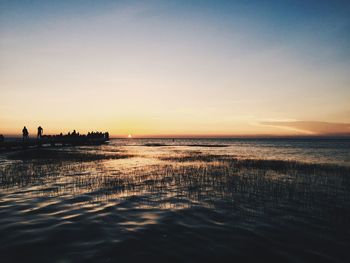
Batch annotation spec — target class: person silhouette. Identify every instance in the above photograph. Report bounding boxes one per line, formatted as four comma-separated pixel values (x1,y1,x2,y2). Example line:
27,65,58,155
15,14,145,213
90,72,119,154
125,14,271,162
37,126,43,139
22,126,29,140
0,134,4,142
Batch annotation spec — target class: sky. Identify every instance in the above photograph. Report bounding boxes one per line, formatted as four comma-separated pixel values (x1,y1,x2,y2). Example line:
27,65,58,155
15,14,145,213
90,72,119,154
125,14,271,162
1,0,350,137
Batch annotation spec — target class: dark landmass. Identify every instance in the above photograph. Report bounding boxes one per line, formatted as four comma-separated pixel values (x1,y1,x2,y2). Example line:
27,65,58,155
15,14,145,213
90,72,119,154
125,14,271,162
143,143,228,147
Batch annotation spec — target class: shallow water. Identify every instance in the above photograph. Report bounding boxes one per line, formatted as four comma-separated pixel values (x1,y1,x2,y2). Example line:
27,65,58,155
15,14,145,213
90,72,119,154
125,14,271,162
0,138,349,262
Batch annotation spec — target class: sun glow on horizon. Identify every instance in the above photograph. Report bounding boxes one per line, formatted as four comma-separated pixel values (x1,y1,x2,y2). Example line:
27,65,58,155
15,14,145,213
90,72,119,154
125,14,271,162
0,1,350,136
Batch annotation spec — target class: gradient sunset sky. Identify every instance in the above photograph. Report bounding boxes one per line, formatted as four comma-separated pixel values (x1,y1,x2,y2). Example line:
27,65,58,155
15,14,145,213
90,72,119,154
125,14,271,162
1,0,350,137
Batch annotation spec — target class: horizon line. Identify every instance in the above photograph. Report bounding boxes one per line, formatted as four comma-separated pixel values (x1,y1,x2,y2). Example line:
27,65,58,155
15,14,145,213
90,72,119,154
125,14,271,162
2,133,350,139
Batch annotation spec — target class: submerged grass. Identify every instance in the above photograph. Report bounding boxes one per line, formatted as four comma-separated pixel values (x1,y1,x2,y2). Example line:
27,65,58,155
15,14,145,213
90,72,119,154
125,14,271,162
0,152,349,212
1,143,349,263
0,149,349,225
6,148,134,162
159,152,350,175
159,153,233,162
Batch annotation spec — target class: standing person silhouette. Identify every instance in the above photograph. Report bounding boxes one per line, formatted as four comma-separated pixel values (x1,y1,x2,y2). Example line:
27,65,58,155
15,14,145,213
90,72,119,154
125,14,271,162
37,126,43,139
22,126,29,140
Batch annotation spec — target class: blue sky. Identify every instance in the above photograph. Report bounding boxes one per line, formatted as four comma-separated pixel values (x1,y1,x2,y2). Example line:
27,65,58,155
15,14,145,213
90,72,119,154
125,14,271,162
1,0,350,136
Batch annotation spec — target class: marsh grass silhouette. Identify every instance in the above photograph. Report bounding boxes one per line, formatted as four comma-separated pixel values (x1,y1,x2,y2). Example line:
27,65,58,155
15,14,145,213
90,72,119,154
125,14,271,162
6,148,134,162
1,150,349,213
0,148,350,262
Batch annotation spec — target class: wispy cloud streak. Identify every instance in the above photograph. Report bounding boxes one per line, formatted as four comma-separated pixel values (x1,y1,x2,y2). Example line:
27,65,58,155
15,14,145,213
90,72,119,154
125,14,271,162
261,121,350,135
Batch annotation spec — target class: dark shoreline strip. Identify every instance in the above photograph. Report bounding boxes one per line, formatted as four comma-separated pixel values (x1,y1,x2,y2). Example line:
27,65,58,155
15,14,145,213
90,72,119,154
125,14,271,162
142,143,228,147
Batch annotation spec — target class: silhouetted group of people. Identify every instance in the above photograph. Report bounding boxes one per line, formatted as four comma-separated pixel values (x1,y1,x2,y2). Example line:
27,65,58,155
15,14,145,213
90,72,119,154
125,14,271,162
67,130,79,137
40,130,109,140
0,126,109,141
22,126,43,140
87,131,109,140
0,127,110,148
22,127,109,139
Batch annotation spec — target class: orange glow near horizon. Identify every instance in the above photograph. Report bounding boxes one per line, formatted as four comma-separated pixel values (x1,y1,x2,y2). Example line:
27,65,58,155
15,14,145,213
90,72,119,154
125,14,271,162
1,120,349,138
1,2,350,137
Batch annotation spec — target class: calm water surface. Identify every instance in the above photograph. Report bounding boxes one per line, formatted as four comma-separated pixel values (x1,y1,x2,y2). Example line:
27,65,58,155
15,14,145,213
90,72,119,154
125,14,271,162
0,138,349,262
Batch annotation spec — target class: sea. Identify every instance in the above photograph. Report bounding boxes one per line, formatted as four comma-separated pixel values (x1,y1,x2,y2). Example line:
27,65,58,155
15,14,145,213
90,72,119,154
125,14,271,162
0,138,349,262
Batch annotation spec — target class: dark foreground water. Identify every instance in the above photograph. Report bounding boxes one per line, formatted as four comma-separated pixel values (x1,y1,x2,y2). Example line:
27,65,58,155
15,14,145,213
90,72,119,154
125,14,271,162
0,138,349,262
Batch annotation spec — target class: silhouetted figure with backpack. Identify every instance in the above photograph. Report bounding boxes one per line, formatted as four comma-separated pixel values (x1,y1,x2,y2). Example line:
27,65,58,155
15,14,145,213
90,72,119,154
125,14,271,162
37,126,43,139
22,126,29,140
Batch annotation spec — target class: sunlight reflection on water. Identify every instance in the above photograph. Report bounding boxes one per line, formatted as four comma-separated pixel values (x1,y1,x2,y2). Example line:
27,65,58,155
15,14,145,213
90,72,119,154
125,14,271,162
0,138,349,262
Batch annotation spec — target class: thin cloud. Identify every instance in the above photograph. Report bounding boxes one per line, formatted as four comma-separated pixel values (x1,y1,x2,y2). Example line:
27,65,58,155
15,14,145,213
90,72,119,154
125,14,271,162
261,121,350,135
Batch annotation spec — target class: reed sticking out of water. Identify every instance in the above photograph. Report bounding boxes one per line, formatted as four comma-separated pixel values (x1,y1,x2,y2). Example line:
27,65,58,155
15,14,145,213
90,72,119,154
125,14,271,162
6,148,134,162
1,150,349,226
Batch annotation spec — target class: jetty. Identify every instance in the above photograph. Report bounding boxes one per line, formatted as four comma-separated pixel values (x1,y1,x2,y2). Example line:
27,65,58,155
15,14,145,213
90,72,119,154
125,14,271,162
0,132,109,152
